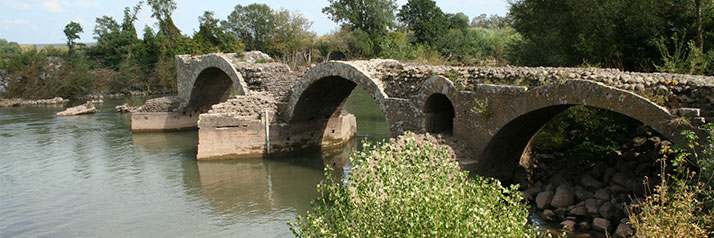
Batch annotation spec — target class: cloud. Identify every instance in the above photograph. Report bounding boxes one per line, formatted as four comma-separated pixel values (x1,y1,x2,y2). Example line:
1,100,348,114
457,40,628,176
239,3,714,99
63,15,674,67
75,0,100,9
43,0,62,13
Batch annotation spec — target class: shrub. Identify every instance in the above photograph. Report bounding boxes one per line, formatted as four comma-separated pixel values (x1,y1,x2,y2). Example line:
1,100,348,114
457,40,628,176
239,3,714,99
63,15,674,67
290,133,540,237
629,124,714,237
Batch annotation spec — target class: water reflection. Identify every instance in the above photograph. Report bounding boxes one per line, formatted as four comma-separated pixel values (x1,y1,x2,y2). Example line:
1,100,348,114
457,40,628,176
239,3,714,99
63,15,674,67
191,142,353,217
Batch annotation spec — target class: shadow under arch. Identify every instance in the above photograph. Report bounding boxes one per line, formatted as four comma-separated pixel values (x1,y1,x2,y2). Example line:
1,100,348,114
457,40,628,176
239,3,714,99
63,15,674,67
475,80,691,182
424,93,455,135
184,67,234,114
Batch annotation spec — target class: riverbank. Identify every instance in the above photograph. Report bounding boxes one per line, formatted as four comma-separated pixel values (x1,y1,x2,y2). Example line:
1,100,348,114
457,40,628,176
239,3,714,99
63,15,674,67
0,90,176,108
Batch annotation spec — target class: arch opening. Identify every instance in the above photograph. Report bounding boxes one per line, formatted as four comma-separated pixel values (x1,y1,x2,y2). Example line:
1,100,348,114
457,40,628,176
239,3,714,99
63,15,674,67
479,105,677,236
186,67,234,113
289,76,390,150
424,93,455,135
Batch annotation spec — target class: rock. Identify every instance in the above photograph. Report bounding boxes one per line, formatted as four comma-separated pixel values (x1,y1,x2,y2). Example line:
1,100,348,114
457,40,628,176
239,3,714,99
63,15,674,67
594,188,611,201
56,102,99,116
604,168,617,184
536,191,554,209
137,96,180,112
609,184,628,197
592,218,611,233
115,103,138,113
614,223,633,238
591,162,608,179
570,206,588,216
635,163,651,176
586,199,602,215
575,186,594,201
545,183,556,192
678,108,701,117
581,174,604,190
524,186,542,198
242,51,273,64
598,202,616,219
560,220,577,231
555,207,567,215
549,174,569,187
542,209,557,221
551,184,575,208
578,221,591,231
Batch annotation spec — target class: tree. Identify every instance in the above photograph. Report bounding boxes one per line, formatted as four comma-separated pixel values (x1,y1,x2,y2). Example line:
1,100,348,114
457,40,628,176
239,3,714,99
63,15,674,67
397,0,447,46
147,0,180,41
446,12,469,31
223,4,275,52
64,21,83,53
267,10,315,64
322,0,398,39
507,0,704,72
470,14,509,29
194,11,243,53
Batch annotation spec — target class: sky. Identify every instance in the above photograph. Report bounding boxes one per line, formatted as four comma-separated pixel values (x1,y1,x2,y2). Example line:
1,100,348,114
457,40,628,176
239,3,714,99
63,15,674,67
0,0,510,45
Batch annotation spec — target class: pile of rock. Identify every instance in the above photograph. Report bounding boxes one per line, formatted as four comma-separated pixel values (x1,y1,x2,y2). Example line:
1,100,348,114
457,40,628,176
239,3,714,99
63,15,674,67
136,96,180,112
115,103,139,113
241,51,272,64
206,93,278,120
522,134,670,237
56,102,99,116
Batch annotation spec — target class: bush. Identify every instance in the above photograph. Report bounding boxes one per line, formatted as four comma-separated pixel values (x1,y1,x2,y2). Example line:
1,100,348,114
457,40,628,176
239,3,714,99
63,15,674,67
290,133,540,237
629,124,714,237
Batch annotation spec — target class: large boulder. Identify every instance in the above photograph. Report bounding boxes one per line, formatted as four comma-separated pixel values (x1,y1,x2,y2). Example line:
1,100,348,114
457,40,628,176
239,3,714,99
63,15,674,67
536,191,554,209
551,184,575,208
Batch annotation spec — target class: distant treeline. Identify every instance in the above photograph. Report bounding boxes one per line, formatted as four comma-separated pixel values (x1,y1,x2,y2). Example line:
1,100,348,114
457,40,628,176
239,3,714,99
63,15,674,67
1,0,712,99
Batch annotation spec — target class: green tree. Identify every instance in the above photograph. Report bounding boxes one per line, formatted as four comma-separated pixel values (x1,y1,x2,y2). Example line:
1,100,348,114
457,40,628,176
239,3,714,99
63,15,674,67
446,12,469,31
223,4,275,52
194,11,243,54
147,0,180,41
322,0,398,40
63,21,83,53
397,0,447,46
507,0,704,71
267,10,315,64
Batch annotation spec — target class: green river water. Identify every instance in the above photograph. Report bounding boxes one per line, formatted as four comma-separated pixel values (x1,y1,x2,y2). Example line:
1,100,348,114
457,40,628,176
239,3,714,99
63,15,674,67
0,88,390,237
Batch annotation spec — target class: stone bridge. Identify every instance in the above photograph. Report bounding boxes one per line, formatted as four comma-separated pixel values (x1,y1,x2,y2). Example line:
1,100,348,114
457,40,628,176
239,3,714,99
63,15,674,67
131,52,714,181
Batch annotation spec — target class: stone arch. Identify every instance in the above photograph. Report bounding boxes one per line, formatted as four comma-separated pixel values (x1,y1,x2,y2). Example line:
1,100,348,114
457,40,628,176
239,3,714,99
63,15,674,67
285,61,390,146
424,93,456,134
418,76,460,135
286,61,389,122
476,80,692,180
177,54,247,112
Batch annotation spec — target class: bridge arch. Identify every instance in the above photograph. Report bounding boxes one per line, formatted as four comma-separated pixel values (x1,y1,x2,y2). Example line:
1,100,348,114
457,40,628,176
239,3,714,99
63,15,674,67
418,76,460,135
178,54,247,113
477,80,691,180
285,61,390,145
286,61,389,122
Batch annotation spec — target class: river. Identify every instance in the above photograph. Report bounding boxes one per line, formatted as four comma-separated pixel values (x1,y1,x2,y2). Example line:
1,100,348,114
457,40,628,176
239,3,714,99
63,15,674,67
0,88,390,237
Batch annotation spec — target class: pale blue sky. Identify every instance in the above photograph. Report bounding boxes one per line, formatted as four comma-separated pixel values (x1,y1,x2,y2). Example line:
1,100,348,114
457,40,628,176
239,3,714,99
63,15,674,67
0,0,509,44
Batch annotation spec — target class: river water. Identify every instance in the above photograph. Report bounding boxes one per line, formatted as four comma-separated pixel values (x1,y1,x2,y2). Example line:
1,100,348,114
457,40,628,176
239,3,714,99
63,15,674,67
0,88,390,237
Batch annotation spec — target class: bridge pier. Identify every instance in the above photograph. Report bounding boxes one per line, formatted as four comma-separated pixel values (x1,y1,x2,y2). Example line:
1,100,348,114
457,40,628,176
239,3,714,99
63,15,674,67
196,104,356,160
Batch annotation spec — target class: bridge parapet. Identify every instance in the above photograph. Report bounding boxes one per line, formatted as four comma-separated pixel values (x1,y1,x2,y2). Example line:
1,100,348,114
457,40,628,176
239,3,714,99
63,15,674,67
372,63,714,122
